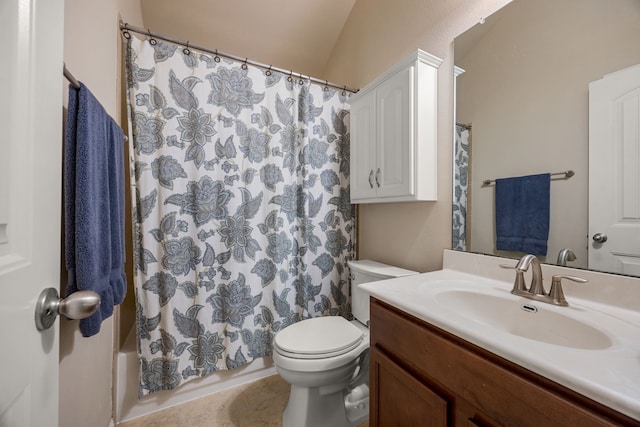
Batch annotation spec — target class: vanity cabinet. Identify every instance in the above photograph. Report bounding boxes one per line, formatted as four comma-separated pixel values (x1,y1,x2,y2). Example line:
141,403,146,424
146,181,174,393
369,298,640,427
349,50,442,203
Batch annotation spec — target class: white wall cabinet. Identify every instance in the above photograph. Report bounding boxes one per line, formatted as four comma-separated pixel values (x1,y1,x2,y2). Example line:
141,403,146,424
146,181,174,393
350,50,442,203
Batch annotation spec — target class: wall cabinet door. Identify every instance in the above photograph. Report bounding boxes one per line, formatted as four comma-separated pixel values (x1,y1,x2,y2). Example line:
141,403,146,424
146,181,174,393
376,66,412,198
350,90,377,200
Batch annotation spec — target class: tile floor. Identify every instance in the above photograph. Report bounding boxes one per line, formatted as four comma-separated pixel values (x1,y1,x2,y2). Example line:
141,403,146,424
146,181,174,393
117,374,369,427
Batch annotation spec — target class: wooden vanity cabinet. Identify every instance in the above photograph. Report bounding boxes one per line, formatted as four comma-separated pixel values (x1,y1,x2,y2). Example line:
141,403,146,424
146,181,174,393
369,298,640,427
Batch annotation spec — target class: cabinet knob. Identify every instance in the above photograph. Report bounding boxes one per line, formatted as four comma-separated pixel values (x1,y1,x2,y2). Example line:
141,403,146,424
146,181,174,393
368,170,374,188
375,168,381,187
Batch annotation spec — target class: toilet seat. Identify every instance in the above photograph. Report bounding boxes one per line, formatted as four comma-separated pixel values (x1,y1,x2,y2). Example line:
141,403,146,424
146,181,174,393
274,316,364,359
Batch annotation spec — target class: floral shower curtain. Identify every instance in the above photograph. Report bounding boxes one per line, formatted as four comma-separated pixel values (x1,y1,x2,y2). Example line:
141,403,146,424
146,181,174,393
126,35,354,396
453,124,470,251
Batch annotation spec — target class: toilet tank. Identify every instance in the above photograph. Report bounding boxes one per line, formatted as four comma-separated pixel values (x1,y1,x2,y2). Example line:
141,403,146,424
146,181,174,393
347,260,418,326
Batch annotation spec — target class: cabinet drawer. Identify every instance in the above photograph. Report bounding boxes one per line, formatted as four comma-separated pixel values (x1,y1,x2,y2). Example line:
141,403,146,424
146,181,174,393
370,299,638,427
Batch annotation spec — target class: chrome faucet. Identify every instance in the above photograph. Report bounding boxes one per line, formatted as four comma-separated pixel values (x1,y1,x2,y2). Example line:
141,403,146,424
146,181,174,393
514,254,545,296
501,254,587,306
557,248,576,266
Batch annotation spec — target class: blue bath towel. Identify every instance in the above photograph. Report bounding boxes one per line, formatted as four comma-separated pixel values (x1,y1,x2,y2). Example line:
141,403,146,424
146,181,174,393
495,173,550,255
64,82,127,337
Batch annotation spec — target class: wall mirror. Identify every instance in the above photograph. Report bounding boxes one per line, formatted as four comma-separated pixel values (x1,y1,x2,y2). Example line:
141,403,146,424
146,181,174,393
453,0,640,276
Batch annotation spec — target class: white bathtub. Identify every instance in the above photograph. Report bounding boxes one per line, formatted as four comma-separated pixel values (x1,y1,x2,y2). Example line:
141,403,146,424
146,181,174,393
115,327,276,423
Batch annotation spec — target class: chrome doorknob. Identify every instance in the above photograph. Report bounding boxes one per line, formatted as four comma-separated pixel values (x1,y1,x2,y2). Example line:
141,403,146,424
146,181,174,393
592,233,608,243
35,288,100,331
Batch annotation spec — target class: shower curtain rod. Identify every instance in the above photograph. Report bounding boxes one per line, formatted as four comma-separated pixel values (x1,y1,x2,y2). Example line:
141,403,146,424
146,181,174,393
119,22,359,94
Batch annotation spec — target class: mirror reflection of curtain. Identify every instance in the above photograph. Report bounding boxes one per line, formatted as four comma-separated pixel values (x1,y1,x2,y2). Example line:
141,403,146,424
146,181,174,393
453,124,470,250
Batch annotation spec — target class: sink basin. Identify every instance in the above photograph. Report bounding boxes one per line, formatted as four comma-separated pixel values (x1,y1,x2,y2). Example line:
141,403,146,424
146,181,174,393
432,288,613,350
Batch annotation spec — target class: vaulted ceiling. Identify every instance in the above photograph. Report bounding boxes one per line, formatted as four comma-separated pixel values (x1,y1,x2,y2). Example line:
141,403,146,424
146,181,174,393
140,0,357,79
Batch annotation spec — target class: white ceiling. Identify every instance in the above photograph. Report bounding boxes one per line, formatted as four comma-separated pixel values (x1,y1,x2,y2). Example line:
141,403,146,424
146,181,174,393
140,0,357,78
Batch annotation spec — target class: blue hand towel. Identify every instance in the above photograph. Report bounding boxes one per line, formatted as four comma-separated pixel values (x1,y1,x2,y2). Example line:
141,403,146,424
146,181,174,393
495,173,550,255
64,82,127,337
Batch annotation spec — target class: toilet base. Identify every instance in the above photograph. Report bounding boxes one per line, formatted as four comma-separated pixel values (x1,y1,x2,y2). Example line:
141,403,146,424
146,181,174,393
283,385,352,427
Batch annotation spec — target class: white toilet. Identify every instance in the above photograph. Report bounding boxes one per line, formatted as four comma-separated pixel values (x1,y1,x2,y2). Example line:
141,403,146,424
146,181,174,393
273,260,418,427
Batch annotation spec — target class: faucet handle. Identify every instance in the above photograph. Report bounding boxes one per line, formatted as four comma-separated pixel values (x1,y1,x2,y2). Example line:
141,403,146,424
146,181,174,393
549,275,588,306
500,264,527,293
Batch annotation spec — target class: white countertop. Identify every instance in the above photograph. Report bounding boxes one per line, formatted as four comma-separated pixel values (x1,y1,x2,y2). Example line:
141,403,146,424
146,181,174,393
360,265,640,421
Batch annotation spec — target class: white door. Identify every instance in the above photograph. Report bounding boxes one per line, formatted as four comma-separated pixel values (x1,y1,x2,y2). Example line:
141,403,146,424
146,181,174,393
376,66,412,198
0,0,64,426
589,64,640,276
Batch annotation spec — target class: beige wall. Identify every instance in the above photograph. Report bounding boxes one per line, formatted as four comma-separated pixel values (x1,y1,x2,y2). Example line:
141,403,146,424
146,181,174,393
323,0,511,272
140,0,356,79
60,1,142,426
456,0,640,267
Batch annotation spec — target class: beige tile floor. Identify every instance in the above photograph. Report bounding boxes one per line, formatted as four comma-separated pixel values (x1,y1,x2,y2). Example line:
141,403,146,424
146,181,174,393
117,374,369,427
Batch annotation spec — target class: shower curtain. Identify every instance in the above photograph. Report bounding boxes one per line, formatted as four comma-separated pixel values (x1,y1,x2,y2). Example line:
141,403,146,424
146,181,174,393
453,124,470,251
125,35,354,396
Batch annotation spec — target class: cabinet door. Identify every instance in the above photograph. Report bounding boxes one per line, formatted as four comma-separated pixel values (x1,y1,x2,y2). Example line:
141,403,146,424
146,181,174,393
350,89,378,201
376,66,413,198
370,347,449,427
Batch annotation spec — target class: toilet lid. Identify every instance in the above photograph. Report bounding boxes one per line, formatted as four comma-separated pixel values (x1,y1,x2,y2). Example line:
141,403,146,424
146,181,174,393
274,316,364,359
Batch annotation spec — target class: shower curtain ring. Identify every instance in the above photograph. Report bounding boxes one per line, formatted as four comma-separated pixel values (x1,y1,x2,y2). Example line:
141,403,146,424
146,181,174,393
147,29,157,45
214,49,221,62
298,73,305,85
287,71,293,83
324,81,329,92
265,65,272,76
342,85,347,96
183,41,191,55
122,24,131,39
241,58,248,70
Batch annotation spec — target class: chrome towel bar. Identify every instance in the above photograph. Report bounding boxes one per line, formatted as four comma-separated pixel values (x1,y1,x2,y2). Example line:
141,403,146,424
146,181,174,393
483,170,574,186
